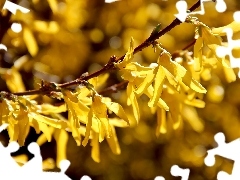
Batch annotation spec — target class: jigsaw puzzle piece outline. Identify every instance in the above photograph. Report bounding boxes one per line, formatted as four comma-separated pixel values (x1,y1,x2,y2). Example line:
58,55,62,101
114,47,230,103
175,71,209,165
204,132,240,180
175,0,227,22
171,165,190,180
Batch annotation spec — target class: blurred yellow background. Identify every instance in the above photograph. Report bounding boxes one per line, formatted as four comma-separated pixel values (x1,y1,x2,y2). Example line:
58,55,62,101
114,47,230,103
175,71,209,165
1,0,240,179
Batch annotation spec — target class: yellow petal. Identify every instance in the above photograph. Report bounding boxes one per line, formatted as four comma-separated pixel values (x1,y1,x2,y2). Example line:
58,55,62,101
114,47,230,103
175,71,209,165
182,105,204,132
64,90,82,145
29,112,68,129
23,26,38,56
148,65,165,107
77,100,90,115
201,26,221,45
38,103,67,114
0,103,3,125
91,131,100,163
158,53,180,90
13,154,28,166
7,117,19,142
89,74,109,91
92,95,112,141
36,133,48,146
207,44,230,68
159,52,175,72
54,129,69,167
109,118,129,127
212,21,240,36
156,108,167,136
47,0,58,13
115,37,134,69
0,1,6,10
120,62,154,82
82,108,93,146
16,108,30,146
29,117,40,134
127,83,140,123
135,68,156,96
68,112,81,146
125,62,154,73
184,98,205,108
0,100,10,123
121,70,136,82
106,125,121,154
158,52,186,79
36,126,55,145
65,90,90,122
64,90,78,103
163,68,179,90
5,68,26,92
193,37,203,72
168,101,182,130
33,20,59,34
222,61,236,83
76,87,91,99
146,85,169,111
105,102,130,125
38,121,53,142
182,70,207,93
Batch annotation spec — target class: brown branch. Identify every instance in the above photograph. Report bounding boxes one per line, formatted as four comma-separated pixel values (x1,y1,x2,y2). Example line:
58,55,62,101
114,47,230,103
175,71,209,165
4,0,202,97
99,38,198,95
182,39,196,51
58,55,117,88
99,80,128,95
13,89,48,96
13,81,62,96
117,1,201,61
59,0,201,87
172,39,196,59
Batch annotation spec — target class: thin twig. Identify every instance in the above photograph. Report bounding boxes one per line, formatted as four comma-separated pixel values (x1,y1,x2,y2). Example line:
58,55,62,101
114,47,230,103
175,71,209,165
13,89,49,96
182,39,196,51
172,39,196,59
3,0,202,96
99,80,128,95
59,0,201,87
99,37,198,95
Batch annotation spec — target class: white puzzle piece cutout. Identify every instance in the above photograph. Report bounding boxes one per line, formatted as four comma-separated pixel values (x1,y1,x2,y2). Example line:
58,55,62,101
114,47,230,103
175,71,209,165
204,132,240,180
216,28,240,68
171,165,190,180
0,44,7,51
154,165,190,180
216,13,240,77
1,0,30,53
175,0,227,22
154,176,166,180
0,124,71,180
2,0,30,14
233,11,240,22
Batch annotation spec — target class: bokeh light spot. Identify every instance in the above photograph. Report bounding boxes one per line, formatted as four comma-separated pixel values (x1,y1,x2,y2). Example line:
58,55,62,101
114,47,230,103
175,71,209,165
109,36,122,49
11,23,22,33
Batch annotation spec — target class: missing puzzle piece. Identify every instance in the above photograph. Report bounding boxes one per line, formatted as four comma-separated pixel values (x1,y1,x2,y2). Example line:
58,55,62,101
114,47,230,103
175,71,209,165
216,27,240,69
204,132,240,180
171,165,190,180
175,0,227,22
215,13,240,77
0,124,71,180
154,165,190,180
